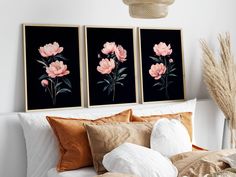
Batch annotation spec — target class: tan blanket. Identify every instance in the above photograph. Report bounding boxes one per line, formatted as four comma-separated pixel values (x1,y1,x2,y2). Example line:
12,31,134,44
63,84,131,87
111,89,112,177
206,168,236,177
94,172,139,177
170,149,236,177
94,149,236,177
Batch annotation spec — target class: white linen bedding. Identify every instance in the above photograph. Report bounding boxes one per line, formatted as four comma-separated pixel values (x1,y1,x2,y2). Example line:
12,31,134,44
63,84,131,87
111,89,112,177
19,99,196,177
47,167,96,177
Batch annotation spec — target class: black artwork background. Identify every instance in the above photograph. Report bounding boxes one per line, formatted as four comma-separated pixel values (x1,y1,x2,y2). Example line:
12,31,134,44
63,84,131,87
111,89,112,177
24,26,81,110
86,27,136,106
139,29,185,102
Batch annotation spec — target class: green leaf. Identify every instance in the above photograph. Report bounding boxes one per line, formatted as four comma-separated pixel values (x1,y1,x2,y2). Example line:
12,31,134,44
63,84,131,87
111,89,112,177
107,74,113,81
159,87,165,91
38,74,48,80
167,81,174,86
36,60,47,67
116,82,124,86
149,56,161,63
160,77,165,83
48,57,54,63
117,67,127,75
41,58,48,65
97,80,105,84
62,77,72,88
120,74,127,78
153,82,162,87
108,85,113,95
169,63,175,69
56,88,71,95
116,77,125,82
48,78,54,83
55,82,63,90
55,54,68,61
169,73,177,77
104,79,110,84
169,68,176,72
103,85,109,92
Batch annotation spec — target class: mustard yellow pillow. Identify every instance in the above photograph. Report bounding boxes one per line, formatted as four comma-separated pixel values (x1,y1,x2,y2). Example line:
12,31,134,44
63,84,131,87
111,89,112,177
46,109,132,172
85,122,153,174
132,112,192,140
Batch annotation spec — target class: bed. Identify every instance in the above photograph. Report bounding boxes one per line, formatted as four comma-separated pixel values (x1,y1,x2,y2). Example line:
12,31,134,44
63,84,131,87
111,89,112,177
0,99,229,177
47,167,96,177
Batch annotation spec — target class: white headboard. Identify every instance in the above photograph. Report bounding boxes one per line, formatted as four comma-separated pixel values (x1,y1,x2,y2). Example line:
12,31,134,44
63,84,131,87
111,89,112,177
0,113,27,177
0,99,224,177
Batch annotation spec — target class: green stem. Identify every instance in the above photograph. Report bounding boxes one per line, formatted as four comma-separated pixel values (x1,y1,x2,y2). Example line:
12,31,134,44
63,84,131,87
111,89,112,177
53,78,58,106
165,75,169,99
50,80,56,105
164,58,169,99
112,81,115,102
47,86,53,103
112,60,119,102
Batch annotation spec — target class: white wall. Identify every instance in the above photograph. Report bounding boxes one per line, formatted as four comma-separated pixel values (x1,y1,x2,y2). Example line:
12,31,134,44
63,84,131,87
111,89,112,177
0,0,236,113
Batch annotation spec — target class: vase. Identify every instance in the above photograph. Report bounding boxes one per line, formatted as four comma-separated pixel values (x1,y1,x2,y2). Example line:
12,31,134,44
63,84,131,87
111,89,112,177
122,0,175,18
222,118,231,149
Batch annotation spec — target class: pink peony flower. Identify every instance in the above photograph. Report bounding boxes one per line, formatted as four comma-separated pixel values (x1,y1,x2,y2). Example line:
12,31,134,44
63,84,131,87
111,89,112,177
153,42,172,56
169,58,174,63
46,60,70,78
101,42,117,55
115,45,127,62
149,63,166,80
97,58,115,74
41,79,49,87
39,42,64,57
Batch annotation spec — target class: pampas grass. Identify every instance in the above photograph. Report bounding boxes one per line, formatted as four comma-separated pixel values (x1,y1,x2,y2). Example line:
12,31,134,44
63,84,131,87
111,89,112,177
201,33,236,148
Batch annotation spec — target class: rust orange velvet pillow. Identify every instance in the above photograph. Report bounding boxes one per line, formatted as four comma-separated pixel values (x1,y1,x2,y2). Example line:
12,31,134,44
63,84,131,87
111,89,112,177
192,144,207,151
46,109,132,172
132,112,192,140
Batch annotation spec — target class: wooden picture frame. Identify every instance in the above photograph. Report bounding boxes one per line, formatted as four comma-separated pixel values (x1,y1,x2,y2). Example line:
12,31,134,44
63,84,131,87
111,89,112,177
139,28,185,103
23,24,83,111
85,26,138,106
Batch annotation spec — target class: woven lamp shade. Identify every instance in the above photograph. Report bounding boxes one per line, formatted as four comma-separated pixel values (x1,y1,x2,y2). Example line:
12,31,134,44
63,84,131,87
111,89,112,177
123,0,175,19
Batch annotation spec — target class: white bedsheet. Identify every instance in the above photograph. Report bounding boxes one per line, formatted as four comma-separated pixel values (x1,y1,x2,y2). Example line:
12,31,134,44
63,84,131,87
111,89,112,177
47,167,97,177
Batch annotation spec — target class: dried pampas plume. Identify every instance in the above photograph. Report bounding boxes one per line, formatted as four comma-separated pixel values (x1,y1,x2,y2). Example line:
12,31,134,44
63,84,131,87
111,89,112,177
201,33,236,147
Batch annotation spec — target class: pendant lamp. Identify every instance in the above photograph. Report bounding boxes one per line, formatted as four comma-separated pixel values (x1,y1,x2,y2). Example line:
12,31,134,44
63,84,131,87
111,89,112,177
123,0,175,19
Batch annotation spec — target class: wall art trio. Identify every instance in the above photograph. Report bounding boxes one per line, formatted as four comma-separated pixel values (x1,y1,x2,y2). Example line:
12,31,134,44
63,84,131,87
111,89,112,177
23,24,185,111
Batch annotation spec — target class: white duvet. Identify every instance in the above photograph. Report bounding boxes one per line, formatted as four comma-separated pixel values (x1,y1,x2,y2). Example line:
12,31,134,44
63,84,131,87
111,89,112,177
47,167,96,177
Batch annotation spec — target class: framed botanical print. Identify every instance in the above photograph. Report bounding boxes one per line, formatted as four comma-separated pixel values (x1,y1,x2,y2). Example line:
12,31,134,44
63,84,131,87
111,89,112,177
139,28,185,103
85,26,138,106
23,24,82,111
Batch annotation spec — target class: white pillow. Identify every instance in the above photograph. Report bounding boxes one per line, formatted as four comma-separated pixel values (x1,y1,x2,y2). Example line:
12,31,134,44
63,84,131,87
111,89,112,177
151,118,192,157
103,143,178,177
133,98,196,143
19,108,129,177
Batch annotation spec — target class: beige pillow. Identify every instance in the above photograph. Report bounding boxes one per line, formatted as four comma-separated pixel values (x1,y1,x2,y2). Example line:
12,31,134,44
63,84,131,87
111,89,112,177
132,112,192,140
46,109,132,172
85,122,153,174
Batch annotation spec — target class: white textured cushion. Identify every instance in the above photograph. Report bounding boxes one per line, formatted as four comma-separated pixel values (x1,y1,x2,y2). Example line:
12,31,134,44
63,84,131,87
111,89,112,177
103,143,178,177
133,98,196,143
151,118,192,157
